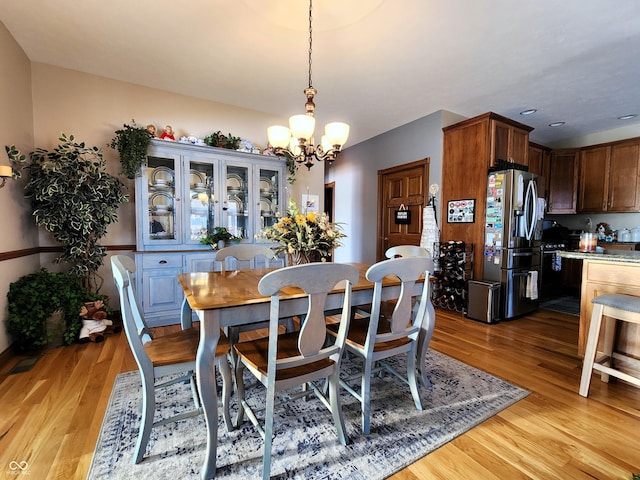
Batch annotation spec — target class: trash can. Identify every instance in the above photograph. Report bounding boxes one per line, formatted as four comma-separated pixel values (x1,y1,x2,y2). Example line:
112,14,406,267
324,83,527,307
466,280,501,324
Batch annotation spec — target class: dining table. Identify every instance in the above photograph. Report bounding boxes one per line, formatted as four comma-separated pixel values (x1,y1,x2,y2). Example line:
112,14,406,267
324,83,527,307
178,262,432,480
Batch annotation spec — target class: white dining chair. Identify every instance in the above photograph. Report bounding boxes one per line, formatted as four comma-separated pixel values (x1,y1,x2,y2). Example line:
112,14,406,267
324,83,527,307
214,244,294,359
327,256,435,435
385,245,431,258
214,244,282,271
110,255,232,464
234,262,359,480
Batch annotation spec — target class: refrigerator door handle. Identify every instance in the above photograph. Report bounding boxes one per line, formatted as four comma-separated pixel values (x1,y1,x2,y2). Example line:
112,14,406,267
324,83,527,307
523,179,537,241
512,252,535,257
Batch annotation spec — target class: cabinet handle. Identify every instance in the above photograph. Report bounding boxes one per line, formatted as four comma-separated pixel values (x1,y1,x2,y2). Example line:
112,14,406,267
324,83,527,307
159,260,167,264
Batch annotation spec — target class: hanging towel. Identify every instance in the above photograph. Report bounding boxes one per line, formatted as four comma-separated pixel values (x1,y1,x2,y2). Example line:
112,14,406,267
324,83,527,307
552,252,562,271
526,271,539,300
420,204,439,256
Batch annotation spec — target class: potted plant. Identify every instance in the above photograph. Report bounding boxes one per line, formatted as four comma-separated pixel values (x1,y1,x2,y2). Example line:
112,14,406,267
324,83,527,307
5,134,129,293
204,131,241,150
109,121,153,179
7,269,91,352
200,226,241,250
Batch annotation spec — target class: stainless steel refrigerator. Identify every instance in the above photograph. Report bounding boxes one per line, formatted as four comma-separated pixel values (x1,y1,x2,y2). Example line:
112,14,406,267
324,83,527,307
483,169,545,319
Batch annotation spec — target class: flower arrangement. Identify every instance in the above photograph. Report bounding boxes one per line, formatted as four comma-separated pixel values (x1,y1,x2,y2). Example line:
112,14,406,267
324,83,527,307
261,199,346,263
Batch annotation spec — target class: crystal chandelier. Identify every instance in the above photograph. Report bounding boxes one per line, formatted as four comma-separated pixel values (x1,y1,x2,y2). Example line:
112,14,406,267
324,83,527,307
267,0,350,170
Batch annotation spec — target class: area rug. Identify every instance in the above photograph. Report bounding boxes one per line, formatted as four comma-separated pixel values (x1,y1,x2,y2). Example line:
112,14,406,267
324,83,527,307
87,350,529,479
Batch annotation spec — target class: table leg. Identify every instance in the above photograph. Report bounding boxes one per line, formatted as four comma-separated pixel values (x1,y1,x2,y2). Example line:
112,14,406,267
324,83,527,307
197,309,221,480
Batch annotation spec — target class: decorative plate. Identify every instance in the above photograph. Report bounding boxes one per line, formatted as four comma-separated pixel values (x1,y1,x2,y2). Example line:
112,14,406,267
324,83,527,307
149,192,173,211
259,177,273,191
226,195,244,214
226,173,244,190
260,198,273,215
151,166,174,186
190,169,206,189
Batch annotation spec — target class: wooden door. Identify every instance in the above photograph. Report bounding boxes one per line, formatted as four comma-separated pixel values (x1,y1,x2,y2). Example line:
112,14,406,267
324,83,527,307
547,149,579,213
578,145,610,212
608,140,640,212
377,159,429,261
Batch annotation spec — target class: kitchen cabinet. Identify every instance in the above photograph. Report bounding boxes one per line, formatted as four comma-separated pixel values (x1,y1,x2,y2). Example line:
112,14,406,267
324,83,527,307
441,112,533,280
528,142,551,201
490,118,531,166
578,138,640,213
547,149,579,214
135,139,287,325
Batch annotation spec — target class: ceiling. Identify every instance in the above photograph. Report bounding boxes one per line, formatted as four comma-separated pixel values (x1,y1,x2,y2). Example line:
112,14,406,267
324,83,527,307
2,0,640,148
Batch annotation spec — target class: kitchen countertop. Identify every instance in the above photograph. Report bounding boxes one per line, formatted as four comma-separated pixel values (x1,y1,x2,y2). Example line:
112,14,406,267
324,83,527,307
559,249,640,263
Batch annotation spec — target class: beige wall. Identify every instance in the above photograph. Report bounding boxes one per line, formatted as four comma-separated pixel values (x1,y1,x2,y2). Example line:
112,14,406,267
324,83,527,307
0,22,39,353
0,25,324,353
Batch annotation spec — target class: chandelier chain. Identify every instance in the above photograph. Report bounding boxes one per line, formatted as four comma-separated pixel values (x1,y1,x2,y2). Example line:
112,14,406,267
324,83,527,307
308,0,313,88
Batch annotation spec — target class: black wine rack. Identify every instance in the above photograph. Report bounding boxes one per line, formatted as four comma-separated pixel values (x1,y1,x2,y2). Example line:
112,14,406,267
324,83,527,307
431,241,473,312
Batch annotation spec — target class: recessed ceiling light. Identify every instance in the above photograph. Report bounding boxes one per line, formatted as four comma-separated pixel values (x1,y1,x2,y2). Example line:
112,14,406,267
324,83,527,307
520,109,537,115
618,114,637,120
549,122,566,127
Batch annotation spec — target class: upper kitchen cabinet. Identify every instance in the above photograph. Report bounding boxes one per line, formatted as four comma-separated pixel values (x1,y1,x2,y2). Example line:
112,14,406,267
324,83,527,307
491,116,532,167
441,112,533,280
547,149,579,214
528,142,551,198
578,138,640,213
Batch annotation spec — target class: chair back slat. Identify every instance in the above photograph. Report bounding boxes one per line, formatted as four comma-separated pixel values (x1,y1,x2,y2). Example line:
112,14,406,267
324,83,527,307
385,245,430,259
259,263,359,361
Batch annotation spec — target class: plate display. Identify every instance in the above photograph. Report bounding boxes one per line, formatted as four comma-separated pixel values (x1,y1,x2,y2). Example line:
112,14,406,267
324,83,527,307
226,173,244,190
190,169,206,189
226,195,244,214
149,192,173,212
151,166,174,186
260,198,273,215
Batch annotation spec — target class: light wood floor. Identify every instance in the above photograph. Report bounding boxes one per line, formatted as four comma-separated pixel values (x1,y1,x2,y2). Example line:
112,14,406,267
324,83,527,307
1,308,638,479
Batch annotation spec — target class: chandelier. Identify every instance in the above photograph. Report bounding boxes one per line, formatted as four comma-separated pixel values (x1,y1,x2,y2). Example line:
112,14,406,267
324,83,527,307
267,0,350,170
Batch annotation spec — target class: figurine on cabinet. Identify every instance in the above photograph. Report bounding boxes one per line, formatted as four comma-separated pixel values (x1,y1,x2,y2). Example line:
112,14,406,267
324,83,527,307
146,124,157,138
160,125,175,141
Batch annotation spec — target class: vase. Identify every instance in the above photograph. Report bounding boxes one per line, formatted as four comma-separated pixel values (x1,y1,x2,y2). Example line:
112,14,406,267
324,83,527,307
288,250,323,265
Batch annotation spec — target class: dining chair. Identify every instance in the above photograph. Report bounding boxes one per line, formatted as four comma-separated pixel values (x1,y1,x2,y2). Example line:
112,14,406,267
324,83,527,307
215,244,294,357
110,255,232,464
326,256,435,435
385,245,431,258
214,244,283,271
234,262,359,480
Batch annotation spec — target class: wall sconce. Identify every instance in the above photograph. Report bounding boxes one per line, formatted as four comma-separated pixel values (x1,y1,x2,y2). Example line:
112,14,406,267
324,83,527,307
0,166,13,188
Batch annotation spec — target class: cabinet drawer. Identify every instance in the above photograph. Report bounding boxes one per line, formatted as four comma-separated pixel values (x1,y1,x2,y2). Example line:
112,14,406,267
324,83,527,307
141,253,183,269
585,261,639,285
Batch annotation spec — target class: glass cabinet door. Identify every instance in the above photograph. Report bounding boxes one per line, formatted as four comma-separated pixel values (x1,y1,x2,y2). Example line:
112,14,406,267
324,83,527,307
187,160,216,244
224,164,250,240
144,156,179,245
257,166,281,240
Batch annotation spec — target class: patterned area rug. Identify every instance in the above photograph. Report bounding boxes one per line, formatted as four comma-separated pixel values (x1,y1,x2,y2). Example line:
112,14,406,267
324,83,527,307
88,350,529,479
540,295,581,316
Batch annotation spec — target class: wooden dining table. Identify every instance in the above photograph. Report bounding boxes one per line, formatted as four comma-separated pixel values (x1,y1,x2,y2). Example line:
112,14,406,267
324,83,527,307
177,262,432,480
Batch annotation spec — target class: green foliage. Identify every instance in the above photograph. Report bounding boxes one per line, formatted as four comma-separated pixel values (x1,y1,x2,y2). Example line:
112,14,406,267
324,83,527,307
109,121,152,179
631,474,640,480
7,269,89,352
3,145,26,178
6,134,129,292
282,150,298,184
204,131,241,150
200,226,241,247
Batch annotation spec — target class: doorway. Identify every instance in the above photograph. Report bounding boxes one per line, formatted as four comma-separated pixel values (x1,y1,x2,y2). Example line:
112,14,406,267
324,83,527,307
377,158,430,261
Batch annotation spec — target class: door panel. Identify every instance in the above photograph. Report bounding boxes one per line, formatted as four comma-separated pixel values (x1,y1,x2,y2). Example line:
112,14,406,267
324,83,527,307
377,159,429,261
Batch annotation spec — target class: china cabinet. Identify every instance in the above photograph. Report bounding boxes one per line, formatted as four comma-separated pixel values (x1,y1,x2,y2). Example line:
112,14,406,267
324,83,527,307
135,139,286,325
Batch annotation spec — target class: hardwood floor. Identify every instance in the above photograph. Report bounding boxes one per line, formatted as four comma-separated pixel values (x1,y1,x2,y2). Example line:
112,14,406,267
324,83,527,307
1,308,638,479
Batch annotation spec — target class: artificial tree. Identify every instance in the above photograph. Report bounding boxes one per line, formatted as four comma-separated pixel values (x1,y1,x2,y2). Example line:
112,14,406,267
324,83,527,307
6,134,129,293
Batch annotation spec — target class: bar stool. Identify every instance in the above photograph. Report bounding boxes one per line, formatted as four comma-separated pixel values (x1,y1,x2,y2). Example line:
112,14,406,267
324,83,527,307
579,293,640,397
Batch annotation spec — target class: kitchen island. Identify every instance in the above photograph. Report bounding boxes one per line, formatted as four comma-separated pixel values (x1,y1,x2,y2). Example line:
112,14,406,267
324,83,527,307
559,250,640,378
